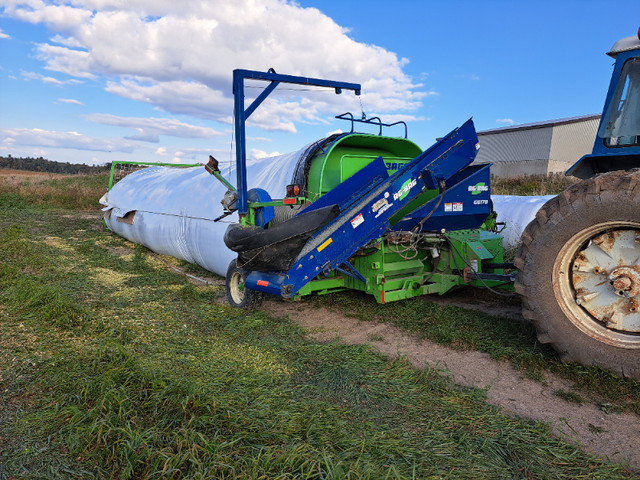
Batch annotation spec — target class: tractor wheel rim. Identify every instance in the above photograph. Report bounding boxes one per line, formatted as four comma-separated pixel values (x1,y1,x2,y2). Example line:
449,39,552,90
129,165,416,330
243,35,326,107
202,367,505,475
554,222,640,348
229,270,245,304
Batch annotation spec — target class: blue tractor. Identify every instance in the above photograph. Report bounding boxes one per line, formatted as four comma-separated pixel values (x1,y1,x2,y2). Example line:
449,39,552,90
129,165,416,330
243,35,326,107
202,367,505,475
515,29,640,379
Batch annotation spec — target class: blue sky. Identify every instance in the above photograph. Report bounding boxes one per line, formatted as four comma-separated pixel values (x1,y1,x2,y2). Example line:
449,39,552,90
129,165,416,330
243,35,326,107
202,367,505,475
0,0,639,166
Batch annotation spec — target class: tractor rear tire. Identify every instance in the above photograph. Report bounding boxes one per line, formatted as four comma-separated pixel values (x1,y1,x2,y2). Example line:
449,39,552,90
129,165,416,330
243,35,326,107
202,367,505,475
515,169,640,379
226,260,263,309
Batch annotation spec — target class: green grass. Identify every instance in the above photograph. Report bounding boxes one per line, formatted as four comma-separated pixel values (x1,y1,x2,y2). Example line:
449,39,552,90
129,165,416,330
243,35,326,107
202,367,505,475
1,201,637,478
314,290,640,415
491,172,578,196
554,390,585,405
0,171,109,210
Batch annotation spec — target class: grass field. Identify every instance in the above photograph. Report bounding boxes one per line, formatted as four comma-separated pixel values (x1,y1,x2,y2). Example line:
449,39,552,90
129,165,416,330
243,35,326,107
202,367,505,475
490,172,578,196
1,171,638,479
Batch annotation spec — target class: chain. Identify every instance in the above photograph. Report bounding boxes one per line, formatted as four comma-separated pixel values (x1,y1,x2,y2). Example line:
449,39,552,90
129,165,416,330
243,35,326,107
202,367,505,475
359,95,367,120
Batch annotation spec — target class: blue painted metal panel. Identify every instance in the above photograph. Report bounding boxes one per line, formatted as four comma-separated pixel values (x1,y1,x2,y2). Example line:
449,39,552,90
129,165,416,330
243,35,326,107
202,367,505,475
247,188,274,228
392,163,492,232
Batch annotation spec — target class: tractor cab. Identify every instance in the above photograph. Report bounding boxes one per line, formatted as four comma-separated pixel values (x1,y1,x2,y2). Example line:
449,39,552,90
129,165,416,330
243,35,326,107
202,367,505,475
568,29,640,178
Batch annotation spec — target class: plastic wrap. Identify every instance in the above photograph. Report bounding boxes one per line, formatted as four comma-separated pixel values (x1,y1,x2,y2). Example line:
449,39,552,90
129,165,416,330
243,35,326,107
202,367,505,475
101,145,309,276
492,194,556,248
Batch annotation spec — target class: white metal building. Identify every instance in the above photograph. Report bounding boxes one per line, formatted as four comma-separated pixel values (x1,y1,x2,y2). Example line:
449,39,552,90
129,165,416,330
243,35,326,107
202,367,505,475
474,114,601,177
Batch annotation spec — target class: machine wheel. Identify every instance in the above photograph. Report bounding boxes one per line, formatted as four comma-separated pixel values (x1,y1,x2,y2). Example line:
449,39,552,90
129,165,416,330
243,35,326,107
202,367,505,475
226,260,263,309
515,169,640,379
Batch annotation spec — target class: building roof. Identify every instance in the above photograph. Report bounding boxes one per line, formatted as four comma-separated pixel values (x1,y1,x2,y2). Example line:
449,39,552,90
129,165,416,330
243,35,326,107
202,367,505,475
477,114,601,136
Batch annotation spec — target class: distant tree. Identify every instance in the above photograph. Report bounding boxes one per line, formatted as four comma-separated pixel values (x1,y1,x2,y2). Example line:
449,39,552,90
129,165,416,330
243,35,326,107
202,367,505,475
0,156,111,174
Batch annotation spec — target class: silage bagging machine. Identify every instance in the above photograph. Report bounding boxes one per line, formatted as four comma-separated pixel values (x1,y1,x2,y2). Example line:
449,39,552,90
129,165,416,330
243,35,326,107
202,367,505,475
105,30,640,379
215,26,640,380
213,69,511,310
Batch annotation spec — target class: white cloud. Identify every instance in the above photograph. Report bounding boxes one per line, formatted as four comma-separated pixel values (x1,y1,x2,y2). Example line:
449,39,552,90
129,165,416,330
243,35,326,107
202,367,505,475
250,148,281,160
86,113,225,142
50,34,85,48
170,146,222,164
496,118,514,124
247,136,272,142
0,28,10,39
155,146,167,155
35,43,95,79
5,1,93,30
21,70,83,85
1,127,137,153
4,0,427,132
104,78,230,122
58,98,84,105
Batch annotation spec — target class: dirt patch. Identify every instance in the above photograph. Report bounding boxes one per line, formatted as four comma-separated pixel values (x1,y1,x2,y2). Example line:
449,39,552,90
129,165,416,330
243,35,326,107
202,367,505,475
424,287,523,320
265,298,640,467
61,212,102,221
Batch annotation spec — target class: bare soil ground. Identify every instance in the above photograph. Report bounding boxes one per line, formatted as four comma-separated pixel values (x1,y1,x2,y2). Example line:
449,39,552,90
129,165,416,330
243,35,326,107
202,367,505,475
264,297,640,468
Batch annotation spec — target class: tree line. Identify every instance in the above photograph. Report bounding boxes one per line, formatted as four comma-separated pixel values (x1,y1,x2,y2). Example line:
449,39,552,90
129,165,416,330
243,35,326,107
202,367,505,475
0,155,111,175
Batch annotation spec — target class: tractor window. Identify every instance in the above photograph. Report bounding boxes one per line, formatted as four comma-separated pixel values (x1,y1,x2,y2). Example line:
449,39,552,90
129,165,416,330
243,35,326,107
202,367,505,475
599,57,640,146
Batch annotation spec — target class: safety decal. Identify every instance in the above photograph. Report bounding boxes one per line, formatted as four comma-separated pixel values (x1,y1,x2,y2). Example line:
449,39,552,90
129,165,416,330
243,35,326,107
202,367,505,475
444,202,464,212
257,280,269,287
350,213,364,229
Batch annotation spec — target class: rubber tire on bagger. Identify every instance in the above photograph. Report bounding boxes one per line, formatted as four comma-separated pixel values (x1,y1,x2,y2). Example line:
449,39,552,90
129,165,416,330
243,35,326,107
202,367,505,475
515,169,640,380
226,260,263,309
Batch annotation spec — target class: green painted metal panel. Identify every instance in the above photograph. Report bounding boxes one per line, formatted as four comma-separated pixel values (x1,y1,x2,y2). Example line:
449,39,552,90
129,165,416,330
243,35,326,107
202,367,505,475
465,241,494,260
306,134,423,201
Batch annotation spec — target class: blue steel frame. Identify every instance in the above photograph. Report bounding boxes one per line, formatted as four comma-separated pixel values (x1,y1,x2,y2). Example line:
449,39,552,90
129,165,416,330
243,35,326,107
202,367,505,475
232,69,361,217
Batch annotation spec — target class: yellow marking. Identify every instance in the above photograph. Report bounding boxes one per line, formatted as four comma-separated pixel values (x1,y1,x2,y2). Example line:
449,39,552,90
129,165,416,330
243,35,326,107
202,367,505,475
317,238,333,252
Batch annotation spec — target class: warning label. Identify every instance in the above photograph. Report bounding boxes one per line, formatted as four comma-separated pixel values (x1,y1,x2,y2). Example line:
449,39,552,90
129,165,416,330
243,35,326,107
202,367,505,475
351,213,364,229
444,202,463,212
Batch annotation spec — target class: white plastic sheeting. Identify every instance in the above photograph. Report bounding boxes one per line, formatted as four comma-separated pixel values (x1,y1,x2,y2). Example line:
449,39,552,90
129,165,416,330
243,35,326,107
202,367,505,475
101,150,556,277
101,145,309,277
492,194,556,249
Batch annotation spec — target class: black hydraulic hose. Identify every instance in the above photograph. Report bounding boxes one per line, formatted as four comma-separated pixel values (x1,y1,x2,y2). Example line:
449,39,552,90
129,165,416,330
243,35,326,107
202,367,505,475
411,179,447,234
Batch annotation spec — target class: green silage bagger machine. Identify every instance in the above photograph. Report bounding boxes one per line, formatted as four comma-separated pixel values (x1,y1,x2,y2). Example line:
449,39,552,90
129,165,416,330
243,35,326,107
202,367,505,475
211,69,512,309
211,25,640,380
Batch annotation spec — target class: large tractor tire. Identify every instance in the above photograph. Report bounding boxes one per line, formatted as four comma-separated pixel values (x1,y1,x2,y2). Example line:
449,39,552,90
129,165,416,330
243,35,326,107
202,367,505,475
515,169,640,379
